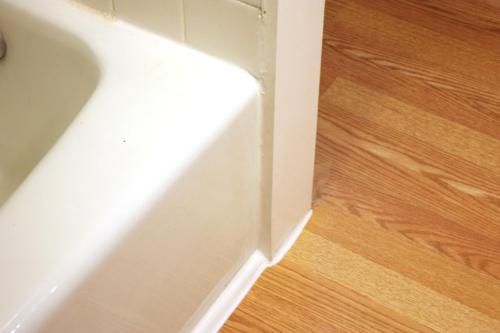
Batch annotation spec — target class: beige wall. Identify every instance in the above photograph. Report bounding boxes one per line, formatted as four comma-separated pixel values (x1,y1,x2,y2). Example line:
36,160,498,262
269,0,325,256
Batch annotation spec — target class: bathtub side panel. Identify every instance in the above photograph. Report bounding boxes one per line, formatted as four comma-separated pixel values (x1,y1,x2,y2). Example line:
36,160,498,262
35,94,260,333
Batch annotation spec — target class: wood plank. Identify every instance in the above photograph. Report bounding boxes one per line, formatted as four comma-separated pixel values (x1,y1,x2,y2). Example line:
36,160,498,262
325,1,500,143
319,79,500,239
282,231,500,333
308,203,500,319
222,263,436,333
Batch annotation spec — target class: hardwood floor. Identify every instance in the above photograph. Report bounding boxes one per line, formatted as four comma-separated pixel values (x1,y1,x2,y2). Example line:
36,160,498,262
222,0,500,331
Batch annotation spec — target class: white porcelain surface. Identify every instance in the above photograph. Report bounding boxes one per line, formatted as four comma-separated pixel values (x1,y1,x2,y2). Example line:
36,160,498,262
0,0,261,332
73,0,113,13
0,6,99,207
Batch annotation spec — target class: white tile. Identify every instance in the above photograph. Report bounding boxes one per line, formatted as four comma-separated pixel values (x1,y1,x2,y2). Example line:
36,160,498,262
114,0,184,40
184,0,261,75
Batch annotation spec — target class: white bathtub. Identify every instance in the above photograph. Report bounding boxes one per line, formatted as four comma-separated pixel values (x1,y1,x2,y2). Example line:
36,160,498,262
0,4,99,206
0,0,261,332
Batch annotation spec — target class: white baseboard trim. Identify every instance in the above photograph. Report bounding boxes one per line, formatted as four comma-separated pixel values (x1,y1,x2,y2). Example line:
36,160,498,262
190,251,268,333
270,209,313,266
190,209,313,333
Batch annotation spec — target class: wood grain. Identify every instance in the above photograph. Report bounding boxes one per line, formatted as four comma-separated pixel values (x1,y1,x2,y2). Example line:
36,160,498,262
223,0,500,331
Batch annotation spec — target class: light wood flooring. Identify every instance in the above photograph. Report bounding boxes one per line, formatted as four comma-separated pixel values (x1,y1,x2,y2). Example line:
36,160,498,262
222,0,500,331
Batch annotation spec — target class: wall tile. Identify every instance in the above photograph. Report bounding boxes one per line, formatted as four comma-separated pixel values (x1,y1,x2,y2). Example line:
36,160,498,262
74,0,262,75
114,0,185,40
184,0,261,75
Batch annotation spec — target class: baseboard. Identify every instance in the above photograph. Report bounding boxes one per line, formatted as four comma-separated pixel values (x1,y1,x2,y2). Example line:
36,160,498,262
189,250,268,333
189,209,313,333
270,209,313,266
